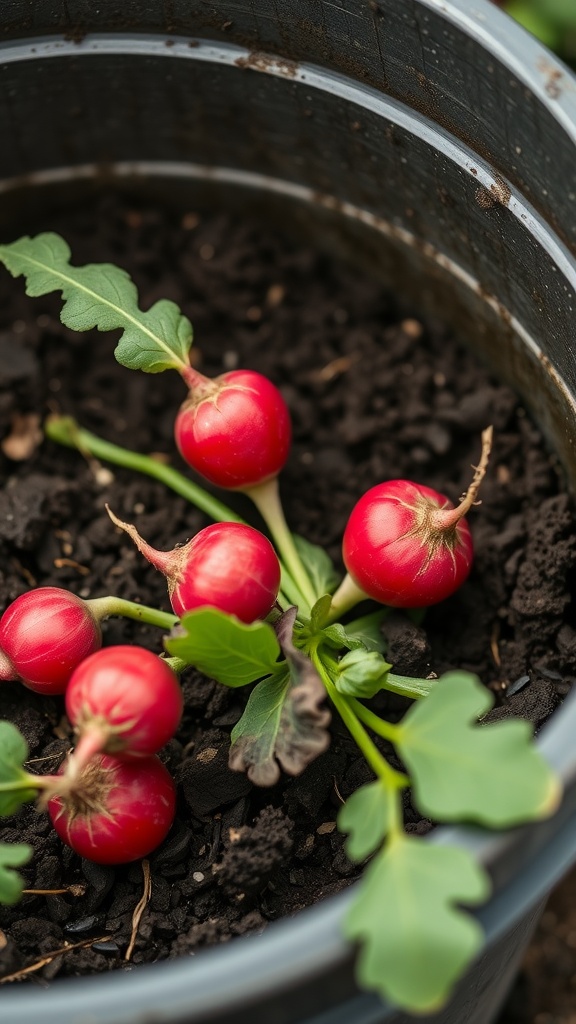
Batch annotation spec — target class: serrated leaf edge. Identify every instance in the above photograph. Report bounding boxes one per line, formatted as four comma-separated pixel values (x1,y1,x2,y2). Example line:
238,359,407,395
0,235,190,372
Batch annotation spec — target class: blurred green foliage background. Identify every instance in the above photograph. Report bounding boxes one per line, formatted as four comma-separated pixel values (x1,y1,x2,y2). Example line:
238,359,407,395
503,0,576,62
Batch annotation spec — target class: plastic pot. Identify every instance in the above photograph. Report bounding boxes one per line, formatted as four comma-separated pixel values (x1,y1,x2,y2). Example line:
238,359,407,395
1,1,576,1022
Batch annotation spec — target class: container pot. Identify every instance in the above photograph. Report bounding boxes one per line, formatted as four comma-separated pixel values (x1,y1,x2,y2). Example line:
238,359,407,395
1,1,576,1022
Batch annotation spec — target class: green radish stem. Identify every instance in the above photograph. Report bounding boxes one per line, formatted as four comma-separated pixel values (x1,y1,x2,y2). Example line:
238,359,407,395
88,596,179,631
244,477,318,615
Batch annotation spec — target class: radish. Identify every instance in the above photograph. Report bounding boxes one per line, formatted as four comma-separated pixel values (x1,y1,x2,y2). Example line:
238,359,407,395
65,646,183,777
331,428,493,615
343,479,474,607
106,511,281,622
0,588,102,695
48,753,176,865
175,367,291,490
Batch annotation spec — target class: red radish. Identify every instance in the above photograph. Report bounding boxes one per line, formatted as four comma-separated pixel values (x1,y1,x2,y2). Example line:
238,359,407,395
106,511,281,622
65,646,183,775
48,753,175,864
175,368,291,490
341,427,493,609
0,587,101,695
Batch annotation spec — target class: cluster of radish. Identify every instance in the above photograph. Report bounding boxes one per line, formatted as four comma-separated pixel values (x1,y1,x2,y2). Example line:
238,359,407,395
0,358,489,865
0,594,182,864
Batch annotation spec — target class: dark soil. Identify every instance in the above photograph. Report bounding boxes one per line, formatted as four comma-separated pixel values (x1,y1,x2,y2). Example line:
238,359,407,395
0,195,575,989
498,864,576,1024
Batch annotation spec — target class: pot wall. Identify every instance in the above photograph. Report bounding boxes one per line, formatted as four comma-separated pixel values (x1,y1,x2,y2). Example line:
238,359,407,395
1,2,576,1023
2,0,575,248
1,10,576,472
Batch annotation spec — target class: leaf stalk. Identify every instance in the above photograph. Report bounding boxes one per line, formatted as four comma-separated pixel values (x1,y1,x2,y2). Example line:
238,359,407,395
311,644,407,800
86,596,179,631
244,477,318,614
325,572,367,624
44,416,244,524
349,699,401,743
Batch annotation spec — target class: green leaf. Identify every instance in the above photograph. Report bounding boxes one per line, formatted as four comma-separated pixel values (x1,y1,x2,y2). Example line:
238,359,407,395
0,722,38,816
344,836,490,1013
335,650,392,699
396,672,561,827
229,669,331,786
338,781,392,861
320,622,367,652
339,608,389,653
0,233,193,374
165,608,281,687
310,595,333,632
229,673,290,785
0,843,32,905
229,608,331,785
275,605,323,691
293,535,340,599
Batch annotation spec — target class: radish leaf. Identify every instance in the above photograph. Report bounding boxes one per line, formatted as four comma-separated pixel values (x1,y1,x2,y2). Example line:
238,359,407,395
229,610,330,785
0,843,32,906
0,233,192,374
165,607,281,687
344,836,489,1013
338,781,392,861
396,672,561,827
0,722,39,816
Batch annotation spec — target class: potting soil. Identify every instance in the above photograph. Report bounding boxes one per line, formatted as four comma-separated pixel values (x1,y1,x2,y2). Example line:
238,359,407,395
0,196,574,983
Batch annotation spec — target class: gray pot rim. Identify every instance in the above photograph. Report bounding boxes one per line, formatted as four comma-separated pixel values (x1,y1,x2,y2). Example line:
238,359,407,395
1,1,576,1019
